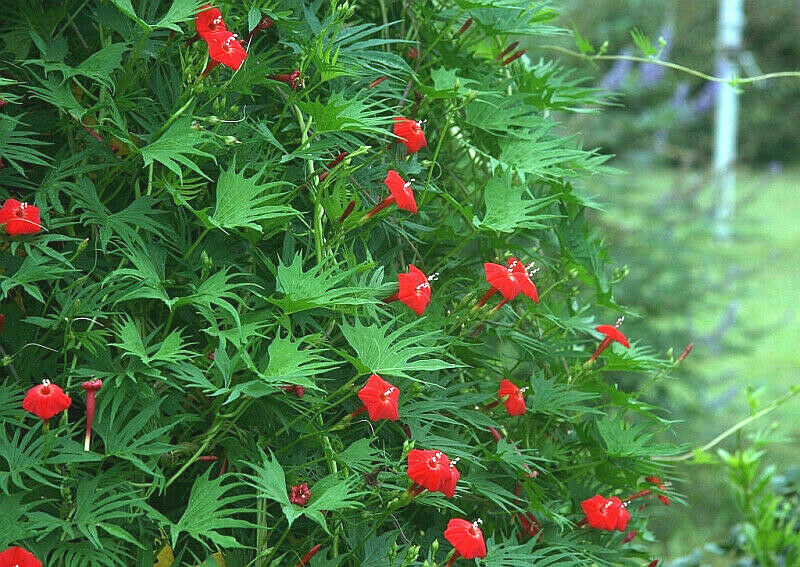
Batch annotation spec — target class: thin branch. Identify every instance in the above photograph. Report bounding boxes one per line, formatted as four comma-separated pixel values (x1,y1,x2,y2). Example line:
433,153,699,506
542,45,800,85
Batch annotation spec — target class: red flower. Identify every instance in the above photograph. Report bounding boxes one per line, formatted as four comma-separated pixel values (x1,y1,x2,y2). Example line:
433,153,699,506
365,170,418,219
22,379,72,421
444,518,487,561
407,449,453,493
393,117,427,154
477,257,539,307
0,547,42,567
581,495,630,532
408,47,418,59
81,379,102,452
0,314,4,335
0,199,42,236
289,483,311,506
438,458,460,498
498,379,527,416
357,374,400,421
205,31,248,71
195,5,227,39
384,264,436,316
587,317,630,364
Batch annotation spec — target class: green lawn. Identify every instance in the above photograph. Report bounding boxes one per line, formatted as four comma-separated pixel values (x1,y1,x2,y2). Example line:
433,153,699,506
597,166,800,562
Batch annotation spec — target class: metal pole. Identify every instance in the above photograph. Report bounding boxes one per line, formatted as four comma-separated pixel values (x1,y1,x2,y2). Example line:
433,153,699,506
713,0,744,240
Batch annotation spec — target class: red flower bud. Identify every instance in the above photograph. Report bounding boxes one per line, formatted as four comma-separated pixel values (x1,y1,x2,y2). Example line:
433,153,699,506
81,379,102,451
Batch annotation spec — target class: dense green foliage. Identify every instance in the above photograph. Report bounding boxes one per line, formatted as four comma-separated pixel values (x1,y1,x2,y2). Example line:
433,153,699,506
0,1,697,565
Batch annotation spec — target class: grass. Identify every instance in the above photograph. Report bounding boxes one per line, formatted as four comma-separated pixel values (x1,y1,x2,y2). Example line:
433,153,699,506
595,165,800,562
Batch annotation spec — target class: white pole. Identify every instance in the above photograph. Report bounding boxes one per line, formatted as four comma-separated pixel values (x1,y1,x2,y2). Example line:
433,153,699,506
713,0,744,240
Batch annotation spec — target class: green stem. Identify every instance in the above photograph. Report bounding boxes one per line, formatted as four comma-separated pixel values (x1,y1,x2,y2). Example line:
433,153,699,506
654,386,800,462
542,45,800,85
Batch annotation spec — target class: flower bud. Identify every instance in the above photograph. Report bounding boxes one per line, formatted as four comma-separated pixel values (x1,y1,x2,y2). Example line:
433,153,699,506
191,120,203,130
201,250,212,271
223,136,241,146
77,238,89,254
206,115,222,125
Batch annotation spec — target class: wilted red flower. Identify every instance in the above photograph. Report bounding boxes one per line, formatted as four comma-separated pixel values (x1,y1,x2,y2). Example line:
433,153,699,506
501,49,527,66
364,170,418,219
623,530,638,543
517,512,542,539
296,543,322,566
457,18,473,36
587,317,630,364
495,41,519,61
0,547,42,567
408,47,418,59
0,314,4,335
247,14,274,41
0,199,42,236
204,31,248,74
646,477,670,506
22,379,72,421
81,379,102,452
271,70,303,90
581,495,630,532
393,117,427,154
195,5,227,39
444,518,487,562
281,384,305,398
407,449,456,495
357,374,400,421
289,483,311,506
648,561,659,567
383,264,436,316
477,257,539,307
498,379,527,416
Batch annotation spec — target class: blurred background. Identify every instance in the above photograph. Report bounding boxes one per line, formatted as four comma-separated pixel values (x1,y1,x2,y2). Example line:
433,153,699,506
552,1,800,564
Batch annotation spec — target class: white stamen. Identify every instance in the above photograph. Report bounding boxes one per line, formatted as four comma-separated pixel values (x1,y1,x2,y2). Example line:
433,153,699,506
615,316,625,328
427,272,440,282
42,378,51,386
519,387,529,394
403,178,415,189
508,260,519,271
473,518,483,528
450,457,460,467
383,387,395,397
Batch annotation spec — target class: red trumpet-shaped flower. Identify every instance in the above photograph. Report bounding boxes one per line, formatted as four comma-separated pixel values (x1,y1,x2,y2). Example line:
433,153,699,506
0,547,42,567
281,384,305,398
393,117,427,154
22,379,72,421
383,265,436,316
203,31,248,75
296,543,322,566
364,170,418,219
477,257,539,308
357,374,400,421
444,518,487,564
581,495,630,532
0,314,4,335
587,316,630,364
407,449,458,497
81,379,102,451
247,14,274,41
195,5,227,39
289,483,311,506
0,199,42,236
498,379,527,416
438,458,461,498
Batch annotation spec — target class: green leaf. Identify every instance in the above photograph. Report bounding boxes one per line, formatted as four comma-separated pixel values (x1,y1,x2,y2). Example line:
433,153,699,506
340,318,455,379
207,161,297,232
273,253,379,313
241,448,305,527
630,28,658,58
155,0,206,32
172,470,255,548
474,171,560,233
140,115,214,181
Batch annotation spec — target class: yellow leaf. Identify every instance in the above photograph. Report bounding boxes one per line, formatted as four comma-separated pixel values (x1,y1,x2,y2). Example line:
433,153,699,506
154,545,174,567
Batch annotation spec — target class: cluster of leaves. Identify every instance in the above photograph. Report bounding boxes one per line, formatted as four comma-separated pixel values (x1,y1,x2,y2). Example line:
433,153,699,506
0,1,690,565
